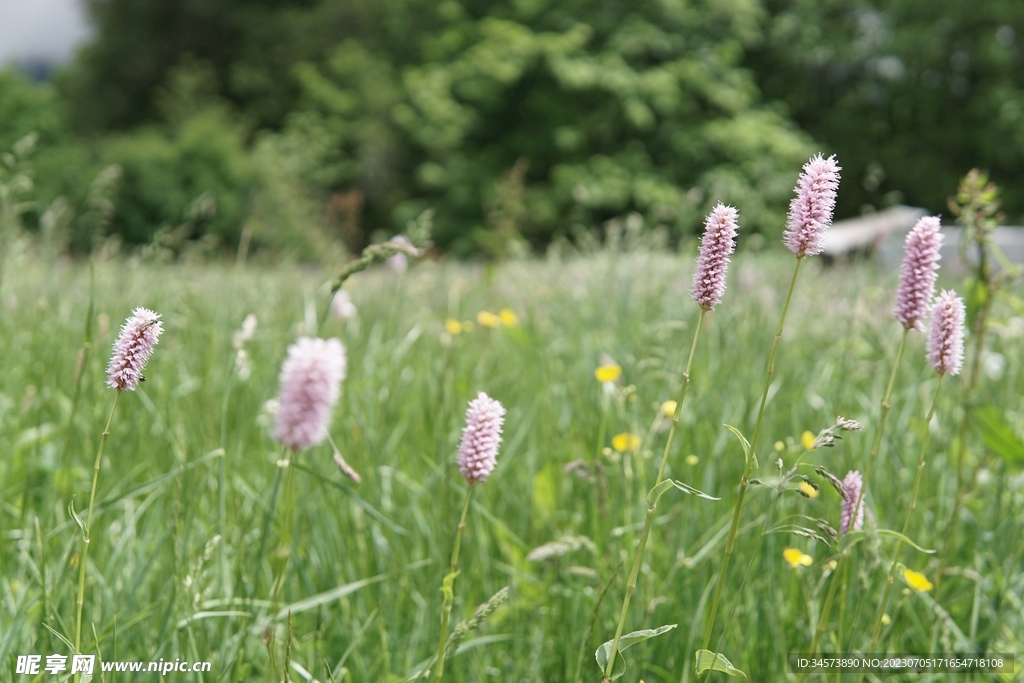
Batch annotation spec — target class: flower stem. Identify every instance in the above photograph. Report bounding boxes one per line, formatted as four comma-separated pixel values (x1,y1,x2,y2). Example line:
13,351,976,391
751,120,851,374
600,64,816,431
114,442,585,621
863,375,943,672
801,328,908,674
602,310,705,681
75,391,120,657
700,257,802,666
271,452,298,606
433,484,474,682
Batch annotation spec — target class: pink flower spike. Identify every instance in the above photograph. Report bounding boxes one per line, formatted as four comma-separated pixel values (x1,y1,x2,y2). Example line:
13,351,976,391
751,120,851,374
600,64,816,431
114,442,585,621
840,470,864,535
927,290,966,376
784,154,841,258
691,203,739,311
273,337,347,451
457,392,506,485
106,307,163,392
893,216,943,330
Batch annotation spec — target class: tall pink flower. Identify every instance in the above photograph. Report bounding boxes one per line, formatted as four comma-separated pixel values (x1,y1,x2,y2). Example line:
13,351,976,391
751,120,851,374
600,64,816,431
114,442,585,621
691,203,739,311
784,154,842,258
273,337,347,450
893,216,943,330
840,470,864,535
927,290,965,376
106,307,163,391
457,392,506,484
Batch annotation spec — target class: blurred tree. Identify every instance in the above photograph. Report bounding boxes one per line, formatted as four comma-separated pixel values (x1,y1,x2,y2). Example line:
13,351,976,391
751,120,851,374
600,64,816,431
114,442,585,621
750,0,1024,223
282,0,814,251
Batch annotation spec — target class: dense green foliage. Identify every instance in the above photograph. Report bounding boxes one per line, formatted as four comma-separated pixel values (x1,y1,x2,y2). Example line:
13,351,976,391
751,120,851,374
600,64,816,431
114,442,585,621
2,250,1022,680
2,0,1023,254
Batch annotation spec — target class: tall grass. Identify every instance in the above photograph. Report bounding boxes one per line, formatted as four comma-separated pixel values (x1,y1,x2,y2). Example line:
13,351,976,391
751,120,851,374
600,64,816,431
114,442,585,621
1,247,1022,681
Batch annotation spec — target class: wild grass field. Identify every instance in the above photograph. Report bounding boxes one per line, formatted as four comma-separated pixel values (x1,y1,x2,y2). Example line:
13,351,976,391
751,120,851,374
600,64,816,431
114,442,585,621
1,244,1022,682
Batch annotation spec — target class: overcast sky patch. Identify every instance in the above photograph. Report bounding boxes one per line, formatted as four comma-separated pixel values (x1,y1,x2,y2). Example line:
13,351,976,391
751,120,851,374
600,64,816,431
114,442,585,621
0,0,91,65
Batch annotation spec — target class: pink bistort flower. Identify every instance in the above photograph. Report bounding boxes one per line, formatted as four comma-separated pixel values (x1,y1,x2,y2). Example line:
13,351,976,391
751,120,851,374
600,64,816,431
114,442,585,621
457,392,506,484
893,216,943,330
784,154,841,258
840,470,864,535
273,337,347,450
691,203,739,311
106,307,163,391
927,290,965,377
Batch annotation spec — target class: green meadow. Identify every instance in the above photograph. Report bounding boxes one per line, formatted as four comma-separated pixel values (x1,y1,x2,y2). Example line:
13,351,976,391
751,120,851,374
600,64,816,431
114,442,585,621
1,246,1022,682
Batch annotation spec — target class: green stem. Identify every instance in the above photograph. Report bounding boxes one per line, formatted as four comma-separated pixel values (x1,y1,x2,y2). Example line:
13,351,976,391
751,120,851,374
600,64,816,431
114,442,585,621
603,311,705,681
75,391,120,656
802,328,908,675
864,376,943,665
433,485,473,682
700,257,802,665
271,452,298,606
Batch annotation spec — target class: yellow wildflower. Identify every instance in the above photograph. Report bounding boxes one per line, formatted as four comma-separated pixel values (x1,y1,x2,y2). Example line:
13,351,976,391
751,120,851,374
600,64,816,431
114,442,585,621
801,431,816,450
798,481,819,498
477,311,501,328
612,433,642,452
686,454,699,466
661,400,677,418
499,308,519,327
784,548,813,568
595,364,622,383
774,441,785,452
881,613,891,625
444,318,463,335
827,560,838,571
903,568,933,592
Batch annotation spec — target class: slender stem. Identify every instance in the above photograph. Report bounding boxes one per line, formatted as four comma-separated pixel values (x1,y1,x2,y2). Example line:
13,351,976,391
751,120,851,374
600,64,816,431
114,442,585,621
602,312,705,681
433,485,474,682
802,328,909,674
271,452,298,606
864,376,943,664
75,391,120,656
700,257,802,664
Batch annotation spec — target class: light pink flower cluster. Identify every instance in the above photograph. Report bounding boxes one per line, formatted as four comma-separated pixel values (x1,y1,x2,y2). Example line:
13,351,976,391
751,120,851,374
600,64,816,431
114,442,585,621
691,203,739,311
106,307,163,391
457,392,506,485
893,216,943,330
840,470,864,535
927,290,966,376
273,337,347,450
784,154,841,258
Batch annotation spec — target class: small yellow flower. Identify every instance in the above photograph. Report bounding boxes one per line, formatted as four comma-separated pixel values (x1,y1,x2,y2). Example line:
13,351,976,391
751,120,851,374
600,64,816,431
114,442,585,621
595,364,622,383
499,308,519,327
903,568,933,592
827,560,838,571
881,613,891,625
798,481,819,498
612,433,642,452
477,311,501,328
774,441,785,452
686,454,699,466
444,318,463,335
801,431,816,450
784,548,813,568
661,400,677,418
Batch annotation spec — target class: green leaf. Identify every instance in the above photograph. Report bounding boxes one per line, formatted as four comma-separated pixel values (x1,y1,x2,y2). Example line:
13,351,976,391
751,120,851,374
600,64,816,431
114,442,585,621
974,405,1024,467
694,649,748,681
842,529,935,554
724,424,758,478
595,624,677,680
669,480,720,501
646,479,719,506
963,275,987,330
68,496,88,540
